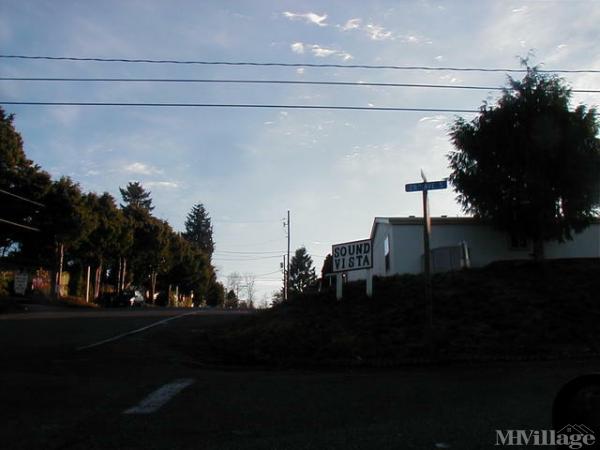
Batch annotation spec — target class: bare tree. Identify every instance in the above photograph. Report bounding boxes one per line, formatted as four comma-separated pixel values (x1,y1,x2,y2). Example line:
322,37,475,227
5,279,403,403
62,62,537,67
226,272,242,299
259,292,270,309
243,272,256,307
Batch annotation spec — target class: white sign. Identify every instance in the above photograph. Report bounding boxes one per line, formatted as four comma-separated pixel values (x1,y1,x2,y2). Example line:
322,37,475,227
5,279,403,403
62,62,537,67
14,271,28,295
332,239,373,272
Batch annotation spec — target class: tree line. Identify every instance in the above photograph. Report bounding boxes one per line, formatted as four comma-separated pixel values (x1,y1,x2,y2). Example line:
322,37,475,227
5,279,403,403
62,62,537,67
0,106,224,305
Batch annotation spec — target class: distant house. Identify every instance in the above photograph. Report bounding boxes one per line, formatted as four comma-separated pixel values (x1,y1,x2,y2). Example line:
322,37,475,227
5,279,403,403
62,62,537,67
347,216,600,281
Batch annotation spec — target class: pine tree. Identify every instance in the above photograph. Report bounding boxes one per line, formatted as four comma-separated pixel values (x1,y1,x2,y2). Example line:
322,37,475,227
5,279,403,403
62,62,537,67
449,65,600,260
225,289,238,308
0,107,51,254
119,181,154,211
183,203,214,258
289,247,317,296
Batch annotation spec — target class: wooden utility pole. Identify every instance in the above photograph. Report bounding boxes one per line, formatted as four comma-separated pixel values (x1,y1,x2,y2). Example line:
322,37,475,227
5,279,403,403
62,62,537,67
286,210,290,301
282,254,287,301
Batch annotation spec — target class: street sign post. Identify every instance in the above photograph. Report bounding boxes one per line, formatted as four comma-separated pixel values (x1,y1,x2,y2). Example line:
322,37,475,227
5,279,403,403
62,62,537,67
404,179,448,192
405,173,448,354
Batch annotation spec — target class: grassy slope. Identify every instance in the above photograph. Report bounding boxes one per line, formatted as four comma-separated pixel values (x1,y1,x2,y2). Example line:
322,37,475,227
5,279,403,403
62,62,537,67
194,259,600,367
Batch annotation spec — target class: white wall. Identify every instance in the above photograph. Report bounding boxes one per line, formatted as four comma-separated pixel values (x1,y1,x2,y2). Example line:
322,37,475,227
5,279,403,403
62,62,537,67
545,226,600,258
348,220,599,280
346,222,391,282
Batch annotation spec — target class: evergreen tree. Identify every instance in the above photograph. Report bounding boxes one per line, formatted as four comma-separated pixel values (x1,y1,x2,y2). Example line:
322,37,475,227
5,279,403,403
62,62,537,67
449,65,600,260
321,254,333,279
225,289,238,308
288,247,317,296
0,107,51,255
34,177,91,297
76,192,130,299
164,233,211,303
206,277,225,307
119,181,154,211
183,203,214,259
320,253,335,289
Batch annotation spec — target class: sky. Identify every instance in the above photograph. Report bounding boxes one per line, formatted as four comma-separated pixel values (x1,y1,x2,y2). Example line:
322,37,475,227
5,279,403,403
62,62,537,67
1,0,599,302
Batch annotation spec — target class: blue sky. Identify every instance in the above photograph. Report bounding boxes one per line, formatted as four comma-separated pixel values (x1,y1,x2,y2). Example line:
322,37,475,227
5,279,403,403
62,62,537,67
1,0,599,301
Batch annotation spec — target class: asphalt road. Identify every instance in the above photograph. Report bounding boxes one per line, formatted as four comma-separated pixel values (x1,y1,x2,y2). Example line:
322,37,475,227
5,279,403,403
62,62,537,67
1,307,599,449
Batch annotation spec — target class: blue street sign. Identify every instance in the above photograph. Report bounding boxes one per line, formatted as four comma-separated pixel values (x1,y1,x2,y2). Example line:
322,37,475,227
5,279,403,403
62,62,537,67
405,179,447,192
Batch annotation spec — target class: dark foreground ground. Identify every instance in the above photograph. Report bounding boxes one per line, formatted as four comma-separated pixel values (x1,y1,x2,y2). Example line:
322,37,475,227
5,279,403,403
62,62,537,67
201,259,600,367
1,308,599,450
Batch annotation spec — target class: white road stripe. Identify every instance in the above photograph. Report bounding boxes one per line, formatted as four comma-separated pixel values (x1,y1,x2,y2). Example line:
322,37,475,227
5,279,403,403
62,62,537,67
76,312,196,351
123,378,195,414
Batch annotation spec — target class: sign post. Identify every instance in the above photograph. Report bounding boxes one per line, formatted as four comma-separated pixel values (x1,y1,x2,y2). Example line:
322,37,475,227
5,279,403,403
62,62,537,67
405,172,447,352
336,273,343,300
366,268,373,297
332,238,373,299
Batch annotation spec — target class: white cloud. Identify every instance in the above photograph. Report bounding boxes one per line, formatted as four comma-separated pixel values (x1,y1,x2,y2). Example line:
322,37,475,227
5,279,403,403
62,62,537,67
290,42,305,54
401,35,421,44
123,162,162,175
311,45,337,57
144,181,179,189
364,23,393,41
341,18,361,31
310,44,353,60
283,11,327,27
338,19,428,45
296,68,305,75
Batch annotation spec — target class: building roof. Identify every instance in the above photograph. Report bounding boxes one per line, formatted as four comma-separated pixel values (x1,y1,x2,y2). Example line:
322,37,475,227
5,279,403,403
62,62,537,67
370,216,481,239
386,216,482,225
369,215,600,239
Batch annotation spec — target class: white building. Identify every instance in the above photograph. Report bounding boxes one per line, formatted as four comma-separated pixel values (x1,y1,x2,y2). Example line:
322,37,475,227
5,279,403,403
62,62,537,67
347,216,600,281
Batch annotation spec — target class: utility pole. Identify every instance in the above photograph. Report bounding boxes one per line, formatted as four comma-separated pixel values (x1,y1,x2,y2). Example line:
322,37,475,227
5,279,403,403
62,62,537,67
286,210,290,301
281,254,287,301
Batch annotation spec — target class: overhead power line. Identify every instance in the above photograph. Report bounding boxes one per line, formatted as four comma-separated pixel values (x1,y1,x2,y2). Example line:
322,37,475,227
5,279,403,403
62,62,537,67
214,250,286,254
253,270,284,278
0,101,479,113
0,188,45,207
215,237,285,248
0,217,40,232
1,54,599,74
213,255,283,261
2,77,598,93
212,219,281,224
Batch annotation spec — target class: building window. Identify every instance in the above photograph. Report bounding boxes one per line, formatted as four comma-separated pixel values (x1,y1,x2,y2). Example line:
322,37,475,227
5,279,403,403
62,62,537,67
384,236,390,272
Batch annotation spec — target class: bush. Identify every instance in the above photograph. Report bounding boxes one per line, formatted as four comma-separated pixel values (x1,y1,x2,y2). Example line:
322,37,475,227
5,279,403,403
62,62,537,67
188,259,600,367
